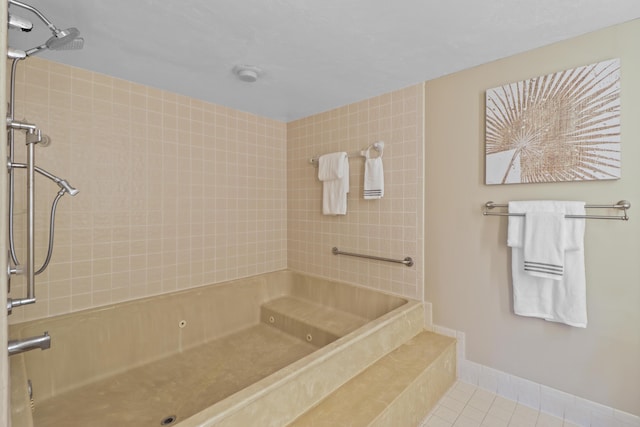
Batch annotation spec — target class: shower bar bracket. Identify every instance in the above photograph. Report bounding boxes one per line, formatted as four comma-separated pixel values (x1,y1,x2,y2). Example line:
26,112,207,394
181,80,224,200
7,297,36,315
6,117,37,131
332,247,414,267
483,200,631,220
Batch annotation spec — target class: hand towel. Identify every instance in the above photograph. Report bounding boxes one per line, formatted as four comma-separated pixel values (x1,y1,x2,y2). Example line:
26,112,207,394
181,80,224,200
523,211,565,280
318,152,349,215
507,201,587,327
364,157,384,199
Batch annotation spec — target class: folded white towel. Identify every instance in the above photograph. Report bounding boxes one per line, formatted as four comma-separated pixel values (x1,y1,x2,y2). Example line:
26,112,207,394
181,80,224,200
507,201,587,327
318,152,346,181
524,211,565,280
508,201,584,250
318,152,349,215
364,157,384,199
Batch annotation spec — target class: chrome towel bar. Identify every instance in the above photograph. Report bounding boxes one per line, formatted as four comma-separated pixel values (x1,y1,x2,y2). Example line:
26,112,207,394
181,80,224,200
332,247,414,267
309,141,384,166
483,200,630,221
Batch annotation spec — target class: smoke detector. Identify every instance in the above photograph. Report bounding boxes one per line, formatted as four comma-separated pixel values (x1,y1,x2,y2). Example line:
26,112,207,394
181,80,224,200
233,65,262,83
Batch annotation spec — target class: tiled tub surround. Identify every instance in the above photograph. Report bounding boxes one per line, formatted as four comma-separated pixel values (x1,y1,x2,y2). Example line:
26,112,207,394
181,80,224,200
7,57,288,324
9,270,426,427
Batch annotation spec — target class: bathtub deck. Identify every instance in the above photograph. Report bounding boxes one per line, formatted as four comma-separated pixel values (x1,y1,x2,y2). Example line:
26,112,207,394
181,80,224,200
31,324,318,427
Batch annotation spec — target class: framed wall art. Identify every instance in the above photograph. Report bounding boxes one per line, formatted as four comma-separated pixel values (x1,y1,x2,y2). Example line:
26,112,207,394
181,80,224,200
485,59,620,185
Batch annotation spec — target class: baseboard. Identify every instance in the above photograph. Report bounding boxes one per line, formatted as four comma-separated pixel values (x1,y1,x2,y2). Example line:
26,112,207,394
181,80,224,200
431,324,639,427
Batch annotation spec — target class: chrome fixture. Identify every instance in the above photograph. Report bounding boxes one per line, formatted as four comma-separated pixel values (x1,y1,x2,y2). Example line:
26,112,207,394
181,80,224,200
7,47,26,59
309,141,384,165
8,13,33,32
8,0,84,56
331,246,414,267
5,0,83,316
8,332,51,356
483,200,631,221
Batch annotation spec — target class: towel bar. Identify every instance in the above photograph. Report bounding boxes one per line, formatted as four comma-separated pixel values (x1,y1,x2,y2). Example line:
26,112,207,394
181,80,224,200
332,247,414,267
309,141,384,166
483,200,630,220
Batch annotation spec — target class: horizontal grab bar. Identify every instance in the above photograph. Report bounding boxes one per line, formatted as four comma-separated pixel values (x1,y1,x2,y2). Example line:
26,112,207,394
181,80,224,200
332,247,414,267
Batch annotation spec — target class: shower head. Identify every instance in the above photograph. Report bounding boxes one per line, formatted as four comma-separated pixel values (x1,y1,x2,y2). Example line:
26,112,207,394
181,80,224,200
46,27,84,50
23,28,84,57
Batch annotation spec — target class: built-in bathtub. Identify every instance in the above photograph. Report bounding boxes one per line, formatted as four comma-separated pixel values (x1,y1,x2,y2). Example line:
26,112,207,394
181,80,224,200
9,270,424,427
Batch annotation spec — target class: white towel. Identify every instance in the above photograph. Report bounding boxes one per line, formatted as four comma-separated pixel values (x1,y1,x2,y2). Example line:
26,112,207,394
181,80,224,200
507,201,587,327
318,152,349,215
364,157,384,199
524,211,565,280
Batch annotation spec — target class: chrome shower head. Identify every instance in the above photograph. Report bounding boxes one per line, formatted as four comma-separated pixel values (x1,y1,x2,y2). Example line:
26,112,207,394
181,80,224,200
46,27,84,50
23,28,84,57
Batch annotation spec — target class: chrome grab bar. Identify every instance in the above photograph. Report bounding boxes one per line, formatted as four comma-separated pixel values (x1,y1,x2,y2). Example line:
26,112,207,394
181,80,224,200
8,332,51,356
332,247,414,267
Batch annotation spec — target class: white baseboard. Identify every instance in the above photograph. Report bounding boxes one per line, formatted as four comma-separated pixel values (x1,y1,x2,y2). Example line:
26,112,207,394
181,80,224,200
431,324,640,427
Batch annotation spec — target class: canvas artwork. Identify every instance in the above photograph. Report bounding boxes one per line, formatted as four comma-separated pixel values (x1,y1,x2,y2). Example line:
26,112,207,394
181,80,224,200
485,59,621,185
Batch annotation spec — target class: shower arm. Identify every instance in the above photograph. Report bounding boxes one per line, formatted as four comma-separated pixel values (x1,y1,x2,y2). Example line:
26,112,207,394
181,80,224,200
8,0,59,34
10,162,79,196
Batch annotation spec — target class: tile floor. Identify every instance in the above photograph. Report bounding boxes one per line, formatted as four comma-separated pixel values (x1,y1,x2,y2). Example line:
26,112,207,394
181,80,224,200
421,381,579,427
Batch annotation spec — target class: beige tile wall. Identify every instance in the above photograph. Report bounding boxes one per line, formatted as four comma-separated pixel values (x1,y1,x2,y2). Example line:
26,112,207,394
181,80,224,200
287,84,424,300
7,58,424,323
8,57,287,323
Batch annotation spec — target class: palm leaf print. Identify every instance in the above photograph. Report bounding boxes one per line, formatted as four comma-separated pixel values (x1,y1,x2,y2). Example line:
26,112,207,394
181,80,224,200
485,59,620,184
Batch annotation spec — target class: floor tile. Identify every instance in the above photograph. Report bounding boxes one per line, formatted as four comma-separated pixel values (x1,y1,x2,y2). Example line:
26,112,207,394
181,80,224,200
481,414,509,427
424,415,454,427
421,381,569,427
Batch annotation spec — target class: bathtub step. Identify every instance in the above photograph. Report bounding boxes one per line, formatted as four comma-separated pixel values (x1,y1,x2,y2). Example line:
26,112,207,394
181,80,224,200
286,330,456,427
261,296,369,346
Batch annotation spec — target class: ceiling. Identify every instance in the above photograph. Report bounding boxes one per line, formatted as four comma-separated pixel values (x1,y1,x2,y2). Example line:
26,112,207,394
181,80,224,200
8,0,640,122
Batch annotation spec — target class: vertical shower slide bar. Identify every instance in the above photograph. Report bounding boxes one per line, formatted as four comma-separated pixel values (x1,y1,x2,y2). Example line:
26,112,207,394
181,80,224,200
5,120,43,311
26,129,36,306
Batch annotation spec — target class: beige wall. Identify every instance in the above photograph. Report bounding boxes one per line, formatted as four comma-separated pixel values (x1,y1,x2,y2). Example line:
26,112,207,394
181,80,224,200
287,84,424,300
425,20,640,415
7,57,287,324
